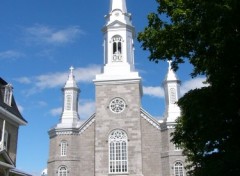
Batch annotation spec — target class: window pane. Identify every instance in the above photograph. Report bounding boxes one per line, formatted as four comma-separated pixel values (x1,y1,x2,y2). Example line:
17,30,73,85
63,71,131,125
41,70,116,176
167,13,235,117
174,162,184,176
109,130,128,173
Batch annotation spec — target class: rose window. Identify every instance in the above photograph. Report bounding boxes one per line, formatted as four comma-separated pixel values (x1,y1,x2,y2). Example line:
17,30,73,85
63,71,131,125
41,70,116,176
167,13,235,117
109,98,126,113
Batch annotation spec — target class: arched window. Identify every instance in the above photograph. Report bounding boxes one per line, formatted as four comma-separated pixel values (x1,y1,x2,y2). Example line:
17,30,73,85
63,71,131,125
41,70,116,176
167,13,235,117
58,166,67,176
112,36,123,62
60,141,67,156
109,129,128,173
174,161,184,176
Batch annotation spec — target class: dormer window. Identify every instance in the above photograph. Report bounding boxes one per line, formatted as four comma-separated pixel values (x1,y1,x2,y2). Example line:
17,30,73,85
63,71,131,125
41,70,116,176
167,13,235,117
112,35,123,62
4,84,13,106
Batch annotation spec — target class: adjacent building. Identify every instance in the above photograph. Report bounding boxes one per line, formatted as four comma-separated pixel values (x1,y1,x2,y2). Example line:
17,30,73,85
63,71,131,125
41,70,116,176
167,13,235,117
0,78,32,176
48,0,186,175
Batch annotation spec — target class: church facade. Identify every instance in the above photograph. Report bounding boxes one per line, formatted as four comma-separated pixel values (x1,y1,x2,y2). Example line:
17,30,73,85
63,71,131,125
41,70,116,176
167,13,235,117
47,0,185,176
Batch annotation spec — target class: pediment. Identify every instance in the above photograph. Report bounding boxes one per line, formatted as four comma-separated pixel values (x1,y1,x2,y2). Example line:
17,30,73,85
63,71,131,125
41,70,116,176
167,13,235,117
0,150,15,168
107,20,127,28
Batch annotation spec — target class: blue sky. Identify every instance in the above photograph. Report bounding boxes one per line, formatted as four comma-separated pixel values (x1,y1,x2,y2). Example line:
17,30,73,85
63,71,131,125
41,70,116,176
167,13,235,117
0,0,206,175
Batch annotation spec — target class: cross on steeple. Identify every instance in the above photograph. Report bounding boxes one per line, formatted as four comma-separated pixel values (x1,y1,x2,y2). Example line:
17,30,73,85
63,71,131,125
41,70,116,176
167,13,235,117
70,66,74,73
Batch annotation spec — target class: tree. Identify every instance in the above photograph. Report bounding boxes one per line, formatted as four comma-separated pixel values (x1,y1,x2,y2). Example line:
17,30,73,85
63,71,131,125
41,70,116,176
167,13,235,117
138,0,240,175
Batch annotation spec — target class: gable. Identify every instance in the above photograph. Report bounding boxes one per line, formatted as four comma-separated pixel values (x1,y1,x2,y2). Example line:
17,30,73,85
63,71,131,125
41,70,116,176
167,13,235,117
102,20,134,32
140,108,161,130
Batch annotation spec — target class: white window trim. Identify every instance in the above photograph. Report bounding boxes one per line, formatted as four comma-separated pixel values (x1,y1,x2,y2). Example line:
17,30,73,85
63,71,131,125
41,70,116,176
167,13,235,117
60,141,67,156
109,129,128,174
112,35,123,62
58,166,68,176
174,161,184,176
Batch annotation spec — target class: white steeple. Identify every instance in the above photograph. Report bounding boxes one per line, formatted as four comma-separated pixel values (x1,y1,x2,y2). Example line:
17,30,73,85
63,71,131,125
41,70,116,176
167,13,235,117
163,61,181,123
95,0,140,82
58,66,80,128
109,0,127,13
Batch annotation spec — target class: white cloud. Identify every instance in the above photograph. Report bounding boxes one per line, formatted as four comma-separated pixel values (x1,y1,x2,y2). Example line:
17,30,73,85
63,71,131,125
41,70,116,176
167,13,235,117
143,86,165,98
15,77,32,84
50,107,62,116
79,101,95,120
0,50,25,59
24,24,84,45
180,77,209,95
20,65,101,95
34,65,101,90
143,77,208,99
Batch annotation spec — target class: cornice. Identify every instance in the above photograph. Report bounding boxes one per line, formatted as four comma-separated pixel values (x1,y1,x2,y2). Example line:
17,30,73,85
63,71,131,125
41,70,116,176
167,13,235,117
140,108,161,130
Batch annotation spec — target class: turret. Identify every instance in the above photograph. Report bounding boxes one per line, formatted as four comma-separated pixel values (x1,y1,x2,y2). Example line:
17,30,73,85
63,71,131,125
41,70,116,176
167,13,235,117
57,66,80,128
163,61,181,123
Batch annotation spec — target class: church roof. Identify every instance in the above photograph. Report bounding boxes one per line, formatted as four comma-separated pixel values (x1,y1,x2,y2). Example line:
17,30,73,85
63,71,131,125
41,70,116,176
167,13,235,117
140,108,161,130
0,77,27,125
50,108,163,137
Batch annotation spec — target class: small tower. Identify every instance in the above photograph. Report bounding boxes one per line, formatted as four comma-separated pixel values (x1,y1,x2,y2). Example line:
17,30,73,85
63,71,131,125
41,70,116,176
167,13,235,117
57,66,80,128
163,61,181,123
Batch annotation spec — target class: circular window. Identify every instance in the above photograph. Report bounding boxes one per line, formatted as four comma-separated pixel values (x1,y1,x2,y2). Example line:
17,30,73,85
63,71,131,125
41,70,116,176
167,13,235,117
109,98,126,114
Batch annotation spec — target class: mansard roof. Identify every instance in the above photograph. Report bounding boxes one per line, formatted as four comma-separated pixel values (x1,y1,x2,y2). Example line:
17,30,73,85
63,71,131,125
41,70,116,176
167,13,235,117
0,77,27,125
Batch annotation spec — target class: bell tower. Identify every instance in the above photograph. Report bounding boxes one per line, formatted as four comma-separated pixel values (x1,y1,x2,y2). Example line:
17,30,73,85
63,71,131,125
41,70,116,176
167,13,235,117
95,0,140,81
94,0,143,175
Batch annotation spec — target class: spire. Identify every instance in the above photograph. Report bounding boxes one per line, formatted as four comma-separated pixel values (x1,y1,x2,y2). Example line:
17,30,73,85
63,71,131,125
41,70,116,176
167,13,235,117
165,61,178,81
58,67,80,128
64,66,78,89
163,61,181,123
109,0,127,13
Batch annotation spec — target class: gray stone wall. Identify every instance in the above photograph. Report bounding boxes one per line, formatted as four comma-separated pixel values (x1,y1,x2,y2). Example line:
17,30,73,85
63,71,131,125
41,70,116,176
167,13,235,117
48,133,80,176
141,117,162,176
48,121,95,176
161,127,186,176
94,80,143,176
78,123,95,176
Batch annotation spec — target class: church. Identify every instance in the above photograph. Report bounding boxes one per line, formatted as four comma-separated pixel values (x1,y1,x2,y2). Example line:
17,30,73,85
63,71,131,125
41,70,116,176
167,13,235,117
47,0,185,176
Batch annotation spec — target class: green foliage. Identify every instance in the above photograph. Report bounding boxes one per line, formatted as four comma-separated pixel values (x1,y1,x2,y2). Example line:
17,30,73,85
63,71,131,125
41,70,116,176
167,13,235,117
138,0,240,175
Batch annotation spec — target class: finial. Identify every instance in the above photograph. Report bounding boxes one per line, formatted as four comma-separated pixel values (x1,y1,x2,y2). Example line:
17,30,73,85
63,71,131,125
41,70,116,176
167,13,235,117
70,66,74,74
167,60,172,71
67,66,75,81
